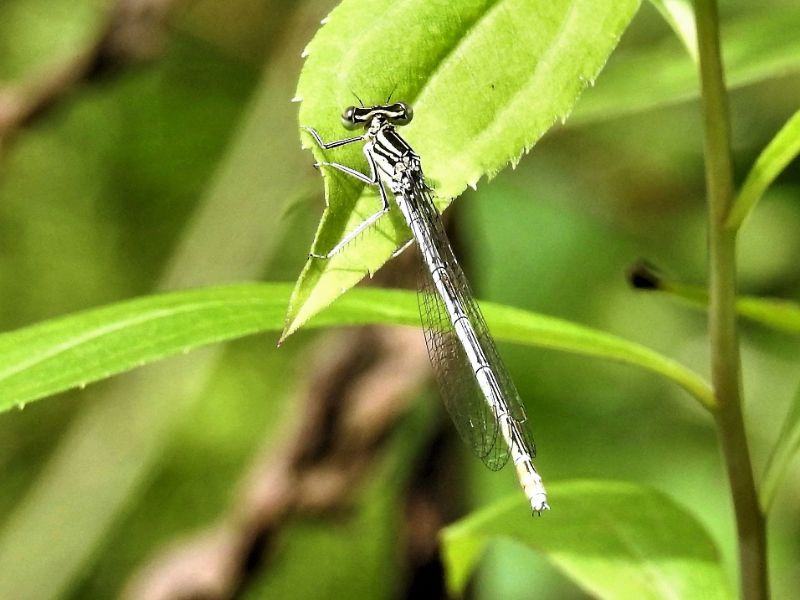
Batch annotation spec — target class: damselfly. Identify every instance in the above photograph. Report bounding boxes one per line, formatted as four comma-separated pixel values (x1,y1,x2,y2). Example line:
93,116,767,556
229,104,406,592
303,102,549,513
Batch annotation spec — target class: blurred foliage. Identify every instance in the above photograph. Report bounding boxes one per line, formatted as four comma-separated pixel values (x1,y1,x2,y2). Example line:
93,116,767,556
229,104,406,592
0,0,798,599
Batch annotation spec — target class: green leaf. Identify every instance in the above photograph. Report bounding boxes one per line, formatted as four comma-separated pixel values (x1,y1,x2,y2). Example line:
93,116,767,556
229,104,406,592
648,0,697,60
468,301,714,409
732,296,800,335
726,108,800,230
0,283,712,412
628,263,800,335
760,383,800,513
441,480,731,599
0,284,289,412
285,0,641,337
572,8,800,124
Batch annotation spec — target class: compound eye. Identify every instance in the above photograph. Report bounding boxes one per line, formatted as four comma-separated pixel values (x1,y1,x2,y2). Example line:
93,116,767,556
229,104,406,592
341,106,359,130
393,102,413,125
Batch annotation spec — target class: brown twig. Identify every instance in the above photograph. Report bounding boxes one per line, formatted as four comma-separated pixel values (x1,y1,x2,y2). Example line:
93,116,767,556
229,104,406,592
399,423,463,600
0,0,181,150
120,324,432,600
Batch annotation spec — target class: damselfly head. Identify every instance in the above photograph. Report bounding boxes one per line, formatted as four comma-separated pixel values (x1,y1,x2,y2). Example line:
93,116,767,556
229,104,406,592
341,102,414,130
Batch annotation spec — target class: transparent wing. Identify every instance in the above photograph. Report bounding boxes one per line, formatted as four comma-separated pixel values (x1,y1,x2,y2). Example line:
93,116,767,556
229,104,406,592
413,181,535,471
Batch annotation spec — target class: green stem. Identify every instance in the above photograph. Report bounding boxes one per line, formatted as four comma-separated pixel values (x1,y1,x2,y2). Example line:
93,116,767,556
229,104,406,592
694,1,768,598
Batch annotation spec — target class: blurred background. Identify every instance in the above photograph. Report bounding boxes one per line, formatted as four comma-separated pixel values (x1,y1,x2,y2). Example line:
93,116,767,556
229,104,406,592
0,0,798,598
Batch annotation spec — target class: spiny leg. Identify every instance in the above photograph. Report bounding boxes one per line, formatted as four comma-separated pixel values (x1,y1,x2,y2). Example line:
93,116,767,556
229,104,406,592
302,126,364,150
392,238,415,258
310,152,391,259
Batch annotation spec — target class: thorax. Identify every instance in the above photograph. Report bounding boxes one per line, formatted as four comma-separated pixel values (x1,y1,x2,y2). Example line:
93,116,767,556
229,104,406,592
366,122,420,194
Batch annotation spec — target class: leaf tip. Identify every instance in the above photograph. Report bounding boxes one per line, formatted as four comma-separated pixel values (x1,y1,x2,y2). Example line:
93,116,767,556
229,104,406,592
279,318,298,345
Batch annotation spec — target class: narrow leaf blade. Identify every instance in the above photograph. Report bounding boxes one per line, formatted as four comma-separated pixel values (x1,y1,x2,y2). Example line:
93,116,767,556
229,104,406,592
628,263,800,335
0,284,291,411
726,108,800,229
0,284,711,412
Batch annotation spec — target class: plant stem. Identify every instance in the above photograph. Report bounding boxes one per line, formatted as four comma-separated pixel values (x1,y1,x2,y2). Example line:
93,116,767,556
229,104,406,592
694,1,768,598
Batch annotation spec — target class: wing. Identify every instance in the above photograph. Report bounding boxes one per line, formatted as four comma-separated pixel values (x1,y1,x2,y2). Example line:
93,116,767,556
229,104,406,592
414,182,535,471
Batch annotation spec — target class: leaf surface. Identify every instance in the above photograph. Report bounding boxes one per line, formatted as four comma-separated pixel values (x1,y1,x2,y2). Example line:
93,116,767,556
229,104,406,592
441,480,731,599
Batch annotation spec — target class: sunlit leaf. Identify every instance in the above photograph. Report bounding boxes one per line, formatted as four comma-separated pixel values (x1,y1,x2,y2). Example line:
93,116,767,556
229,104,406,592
441,480,731,599
0,283,712,412
726,108,800,230
285,0,641,337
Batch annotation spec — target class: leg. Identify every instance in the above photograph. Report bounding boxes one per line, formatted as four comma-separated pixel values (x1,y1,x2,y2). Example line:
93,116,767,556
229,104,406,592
303,125,374,185
315,161,375,185
391,238,415,258
303,126,364,150
311,153,392,259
